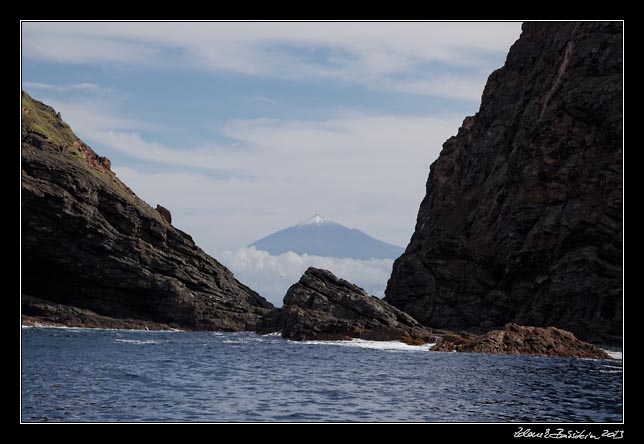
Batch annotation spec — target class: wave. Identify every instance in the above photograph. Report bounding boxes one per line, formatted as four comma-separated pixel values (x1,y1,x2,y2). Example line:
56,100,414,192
293,338,435,352
21,325,183,333
114,339,162,345
222,336,281,345
601,349,622,360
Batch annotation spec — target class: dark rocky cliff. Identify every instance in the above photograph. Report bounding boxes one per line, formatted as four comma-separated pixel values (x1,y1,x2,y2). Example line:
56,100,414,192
21,92,273,330
384,22,622,344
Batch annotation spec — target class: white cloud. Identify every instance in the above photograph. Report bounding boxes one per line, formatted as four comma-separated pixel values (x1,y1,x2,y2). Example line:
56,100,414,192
35,97,464,252
389,76,491,101
22,81,99,92
219,247,394,306
21,22,521,261
95,112,462,182
20,22,522,299
40,99,143,134
22,33,163,64
87,110,464,251
22,22,521,100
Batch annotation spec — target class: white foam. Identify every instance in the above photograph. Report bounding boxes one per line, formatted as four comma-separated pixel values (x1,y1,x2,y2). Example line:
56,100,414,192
22,324,85,330
222,336,272,344
21,325,182,333
603,350,622,360
293,338,435,352
114,339,161,345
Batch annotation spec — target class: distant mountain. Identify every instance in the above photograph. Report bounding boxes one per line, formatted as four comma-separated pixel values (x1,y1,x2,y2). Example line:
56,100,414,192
249,214,404,260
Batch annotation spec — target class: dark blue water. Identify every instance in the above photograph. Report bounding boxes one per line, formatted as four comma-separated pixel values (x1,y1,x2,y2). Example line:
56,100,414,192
21,327,622,422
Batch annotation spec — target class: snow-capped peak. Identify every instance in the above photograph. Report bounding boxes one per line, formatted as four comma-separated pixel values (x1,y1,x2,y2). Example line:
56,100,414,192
297,213,332,226
250,213,405,259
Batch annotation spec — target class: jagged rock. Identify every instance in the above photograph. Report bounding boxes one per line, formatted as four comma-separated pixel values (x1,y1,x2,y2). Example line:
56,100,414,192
259,267,434,344
21,93,273,331
156,205,172,224
431,323,612,359
385,22,622,344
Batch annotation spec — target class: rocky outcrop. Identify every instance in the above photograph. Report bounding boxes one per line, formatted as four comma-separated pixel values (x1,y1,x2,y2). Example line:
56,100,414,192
259,267,434,344
385,22,622,344
21,92,273,331
155,205,172,224
431,323,612,359
22,295,174,330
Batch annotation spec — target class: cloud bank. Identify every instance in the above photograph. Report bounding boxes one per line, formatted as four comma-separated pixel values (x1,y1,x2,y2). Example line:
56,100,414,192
44,95,462,251
21,22,522,257
220,247,394,307
22,81,99,92
22,22,521,101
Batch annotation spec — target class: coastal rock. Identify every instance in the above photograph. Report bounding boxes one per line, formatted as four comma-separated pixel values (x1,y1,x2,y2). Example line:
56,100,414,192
21,93,273,331
259,267,433,344
431,323,612,359
385,22,622,344
22,295,174,330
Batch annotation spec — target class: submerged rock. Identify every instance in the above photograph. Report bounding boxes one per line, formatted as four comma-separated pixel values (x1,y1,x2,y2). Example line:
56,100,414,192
385,22,622,344
259,267,433,344
431,323,612,359
21,93,273,331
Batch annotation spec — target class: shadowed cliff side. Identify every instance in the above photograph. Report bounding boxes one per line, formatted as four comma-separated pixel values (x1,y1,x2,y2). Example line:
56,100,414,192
385,22,622,344
21,92,273,330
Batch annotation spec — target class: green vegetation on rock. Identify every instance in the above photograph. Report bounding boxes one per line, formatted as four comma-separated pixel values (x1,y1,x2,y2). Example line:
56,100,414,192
22,92,77,150
21,91,160,220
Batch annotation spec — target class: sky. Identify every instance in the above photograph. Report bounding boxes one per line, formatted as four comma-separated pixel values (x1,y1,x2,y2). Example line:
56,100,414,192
22,21,522,305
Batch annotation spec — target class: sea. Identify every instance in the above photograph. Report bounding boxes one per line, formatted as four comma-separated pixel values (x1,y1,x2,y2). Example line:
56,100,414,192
21,327,623,423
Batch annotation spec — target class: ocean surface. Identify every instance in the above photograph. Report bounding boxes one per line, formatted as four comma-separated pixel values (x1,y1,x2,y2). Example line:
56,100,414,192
21,327,622,423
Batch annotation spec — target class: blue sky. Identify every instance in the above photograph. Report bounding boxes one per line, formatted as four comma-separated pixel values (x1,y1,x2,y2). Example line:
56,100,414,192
22,22,522,304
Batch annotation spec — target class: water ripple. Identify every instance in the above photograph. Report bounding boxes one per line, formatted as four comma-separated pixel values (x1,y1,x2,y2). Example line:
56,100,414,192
21,328,622,422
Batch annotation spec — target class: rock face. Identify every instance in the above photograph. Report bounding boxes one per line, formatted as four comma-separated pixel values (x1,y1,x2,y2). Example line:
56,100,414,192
431,323,612,359
21,92,273,330
385,22,622,344
259,267,433,344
